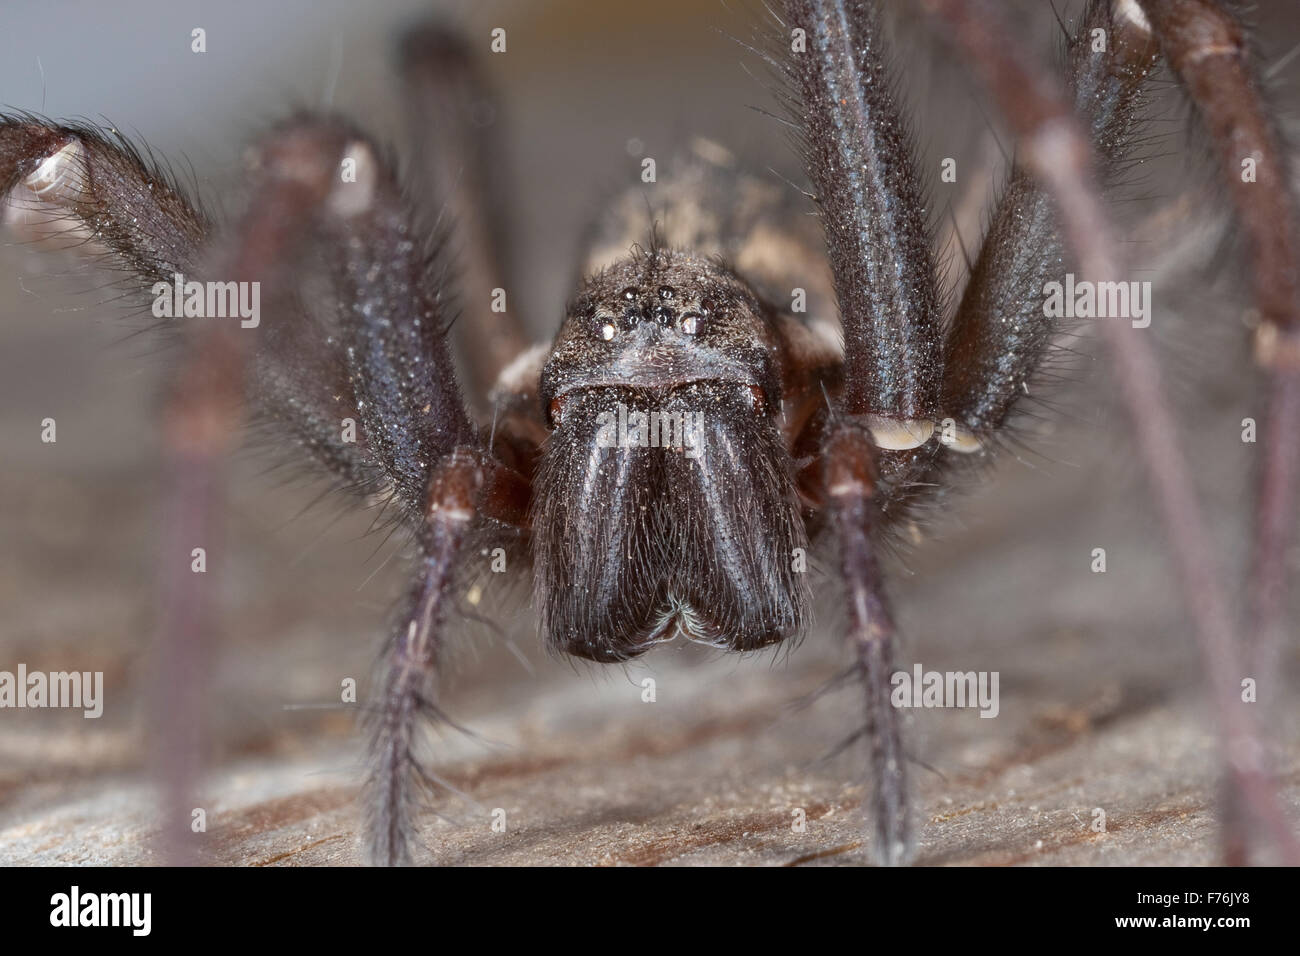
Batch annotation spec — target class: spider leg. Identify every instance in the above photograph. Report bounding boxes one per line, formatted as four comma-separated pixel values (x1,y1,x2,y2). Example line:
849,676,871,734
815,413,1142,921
1135,0,1300,779
218,116,529,864
153,328,243,864
0,117,231,861
918,0,1300,863
0,115,378,859
781,0,948,865
0,116,206,278
397,24,531,403
933,1,1159,434
781,0,943,425
225,131,387,496
2,111,527,864
823,425,910,864
368,448,484,865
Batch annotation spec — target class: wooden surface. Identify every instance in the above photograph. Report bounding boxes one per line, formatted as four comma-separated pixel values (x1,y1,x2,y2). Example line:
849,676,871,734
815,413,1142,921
3,387,1296,865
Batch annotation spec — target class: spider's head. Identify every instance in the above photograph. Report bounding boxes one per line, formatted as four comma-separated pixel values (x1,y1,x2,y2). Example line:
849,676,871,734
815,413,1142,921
539,249,782,428
531,248,808,663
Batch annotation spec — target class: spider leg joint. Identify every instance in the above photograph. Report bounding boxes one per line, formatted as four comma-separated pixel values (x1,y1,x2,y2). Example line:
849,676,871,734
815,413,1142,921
864,415,935,451
1113,0,1152,35
23,139,84,202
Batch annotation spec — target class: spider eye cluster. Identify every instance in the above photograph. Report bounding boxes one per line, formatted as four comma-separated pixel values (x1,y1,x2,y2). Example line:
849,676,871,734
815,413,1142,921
592,285,712,340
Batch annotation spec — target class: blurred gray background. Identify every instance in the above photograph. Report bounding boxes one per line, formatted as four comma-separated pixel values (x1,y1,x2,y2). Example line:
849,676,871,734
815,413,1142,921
1,0,1298,865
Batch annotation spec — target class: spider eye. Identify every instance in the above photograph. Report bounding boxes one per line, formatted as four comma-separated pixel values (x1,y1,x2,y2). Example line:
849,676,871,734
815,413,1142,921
678,312,701,335
620,286,640,301
600,322,616,341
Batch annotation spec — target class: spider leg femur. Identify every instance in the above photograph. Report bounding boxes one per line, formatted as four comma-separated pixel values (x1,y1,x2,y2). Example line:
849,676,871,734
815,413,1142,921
780,0,1182,864
217,113,533,865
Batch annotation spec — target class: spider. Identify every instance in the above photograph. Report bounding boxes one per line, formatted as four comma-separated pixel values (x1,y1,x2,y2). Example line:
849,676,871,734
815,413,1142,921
2,0,1297,866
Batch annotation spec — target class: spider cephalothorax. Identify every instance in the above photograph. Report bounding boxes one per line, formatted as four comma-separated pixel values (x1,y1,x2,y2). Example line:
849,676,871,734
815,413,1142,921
535,248,809,661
